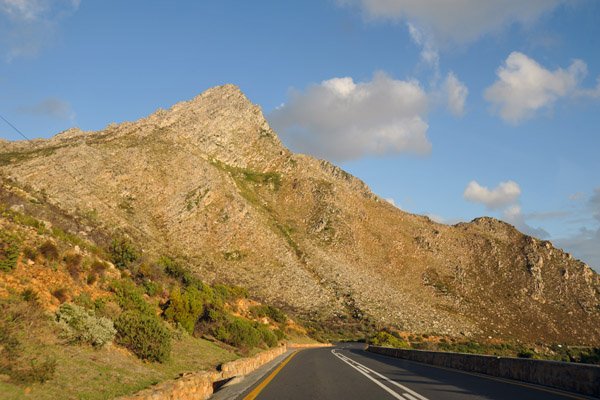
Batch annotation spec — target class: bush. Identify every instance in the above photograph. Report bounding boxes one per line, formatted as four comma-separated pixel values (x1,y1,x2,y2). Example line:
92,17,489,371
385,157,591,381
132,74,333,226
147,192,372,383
21,288,39,303
55,303,116,348
369,331,410,349
108,237,139,270
94,298,122,320
22,245,38,261
73,293,94,310
87,271,97,285
114,310,171,363
214,317,260,349
64,251,82,268
163,285,203,335
518,349,537,359
91,259,107,276
250,305,287,323
257,325,278,348
143,280,162,297
158,256,186,279
274,328,285,341
0,231,21,272
110,279,152,315
39,240,59,261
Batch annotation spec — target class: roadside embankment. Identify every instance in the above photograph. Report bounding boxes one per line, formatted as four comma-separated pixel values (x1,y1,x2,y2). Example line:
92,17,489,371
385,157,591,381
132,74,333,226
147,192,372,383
115,344,288,400
367,346,600,397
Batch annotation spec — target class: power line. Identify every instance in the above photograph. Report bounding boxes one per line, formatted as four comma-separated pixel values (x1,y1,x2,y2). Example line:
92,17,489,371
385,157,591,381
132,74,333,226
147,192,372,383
0,114,31,142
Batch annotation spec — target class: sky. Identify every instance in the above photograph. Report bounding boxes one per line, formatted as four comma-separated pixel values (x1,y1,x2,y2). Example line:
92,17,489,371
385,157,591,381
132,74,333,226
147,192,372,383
0,0,599,271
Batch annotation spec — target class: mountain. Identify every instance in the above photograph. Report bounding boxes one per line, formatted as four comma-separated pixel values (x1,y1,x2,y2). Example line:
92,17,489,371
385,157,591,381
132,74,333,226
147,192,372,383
1,84,599,344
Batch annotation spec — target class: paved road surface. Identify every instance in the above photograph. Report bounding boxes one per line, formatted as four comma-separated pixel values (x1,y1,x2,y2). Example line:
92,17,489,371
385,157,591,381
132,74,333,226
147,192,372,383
231,342,593,400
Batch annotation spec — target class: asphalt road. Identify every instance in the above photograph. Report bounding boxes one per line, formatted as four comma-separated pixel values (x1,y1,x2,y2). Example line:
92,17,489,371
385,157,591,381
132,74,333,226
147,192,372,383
233,343,593,400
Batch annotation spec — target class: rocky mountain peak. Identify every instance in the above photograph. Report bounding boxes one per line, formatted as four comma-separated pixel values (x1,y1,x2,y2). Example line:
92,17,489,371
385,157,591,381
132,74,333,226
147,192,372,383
1,85,598,345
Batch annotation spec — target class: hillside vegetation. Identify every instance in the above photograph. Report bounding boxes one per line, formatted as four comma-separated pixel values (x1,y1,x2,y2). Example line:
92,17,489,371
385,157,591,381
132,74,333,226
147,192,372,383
0,183,308,398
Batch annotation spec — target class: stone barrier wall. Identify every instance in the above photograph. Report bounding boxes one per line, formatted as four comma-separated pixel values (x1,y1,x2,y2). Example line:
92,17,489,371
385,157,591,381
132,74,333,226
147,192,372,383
367,346,600,397
115,344,288,400
288,342,333,348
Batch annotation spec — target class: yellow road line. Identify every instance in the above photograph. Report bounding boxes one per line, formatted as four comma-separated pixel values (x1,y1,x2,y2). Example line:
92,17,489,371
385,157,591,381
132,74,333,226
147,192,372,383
243,350,301,400
365,350,591,400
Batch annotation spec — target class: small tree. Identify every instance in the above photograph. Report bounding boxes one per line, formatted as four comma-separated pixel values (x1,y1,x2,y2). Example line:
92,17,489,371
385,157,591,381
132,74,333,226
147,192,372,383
114,310,171,363
109,237,139,270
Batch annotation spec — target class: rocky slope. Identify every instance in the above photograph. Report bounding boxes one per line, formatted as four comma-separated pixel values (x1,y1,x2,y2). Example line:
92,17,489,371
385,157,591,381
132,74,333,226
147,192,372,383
1,84,599,344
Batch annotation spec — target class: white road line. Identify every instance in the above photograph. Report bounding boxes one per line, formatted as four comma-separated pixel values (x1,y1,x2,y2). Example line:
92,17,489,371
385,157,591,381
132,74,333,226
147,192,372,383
332,350,406,400
331,350,430,400
403,393,419,400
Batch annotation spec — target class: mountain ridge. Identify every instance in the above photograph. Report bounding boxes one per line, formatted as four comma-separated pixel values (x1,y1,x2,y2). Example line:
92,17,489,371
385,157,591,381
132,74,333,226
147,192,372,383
1,84,598,344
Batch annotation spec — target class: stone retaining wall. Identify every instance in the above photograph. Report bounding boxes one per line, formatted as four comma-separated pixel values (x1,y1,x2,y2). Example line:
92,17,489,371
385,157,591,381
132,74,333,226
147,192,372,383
367,346,600,397
289,342,333,348
115,344,288,400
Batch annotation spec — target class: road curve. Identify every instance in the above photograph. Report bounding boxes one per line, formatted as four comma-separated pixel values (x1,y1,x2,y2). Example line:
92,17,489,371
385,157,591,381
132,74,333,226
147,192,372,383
233,342,593,400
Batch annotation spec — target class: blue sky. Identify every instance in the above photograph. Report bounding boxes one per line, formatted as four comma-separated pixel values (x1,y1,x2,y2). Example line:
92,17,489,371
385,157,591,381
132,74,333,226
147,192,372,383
0,0,599,270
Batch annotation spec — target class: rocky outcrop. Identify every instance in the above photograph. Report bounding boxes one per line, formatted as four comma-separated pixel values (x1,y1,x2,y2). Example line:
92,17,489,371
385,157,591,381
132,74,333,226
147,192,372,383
1,85,599,344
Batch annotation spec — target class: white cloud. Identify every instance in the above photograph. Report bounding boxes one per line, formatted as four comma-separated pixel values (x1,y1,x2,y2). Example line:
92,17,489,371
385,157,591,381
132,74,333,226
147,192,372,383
578,77,600,99
17,96,75,121
463,180,521,210
426,213,446,224
408,23,439,80
0,0,80,60
268,72,431,162
567,192,586,201
501,205,550,238
442,72,468,116
337,0,566,45
555,187,600,271
484,52,586,124
555,227,600,272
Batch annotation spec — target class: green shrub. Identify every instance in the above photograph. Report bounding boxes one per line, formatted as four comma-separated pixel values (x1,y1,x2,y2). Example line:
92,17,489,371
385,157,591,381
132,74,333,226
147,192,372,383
64,251,82,268
94,298,122,320
39,240,59,261
91,259,107,276
55,303,116,348
250,305,287,323
369,331,410,349
158,256,186,279
114,310,171,363
110,279,152,315
87,271,97,285
274,328,285,341
143,280,162,297
257,324,278,348
0,231,21,271
21,288,39,303
73,293,94,310
518,349,537,359
214,317,260,348
213,284,249,302
163,285,203,335
108,237,139,270
22,245,38,261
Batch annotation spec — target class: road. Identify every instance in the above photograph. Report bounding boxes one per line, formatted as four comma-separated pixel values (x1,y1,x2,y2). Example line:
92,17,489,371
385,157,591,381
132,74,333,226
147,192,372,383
232,343,592,400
